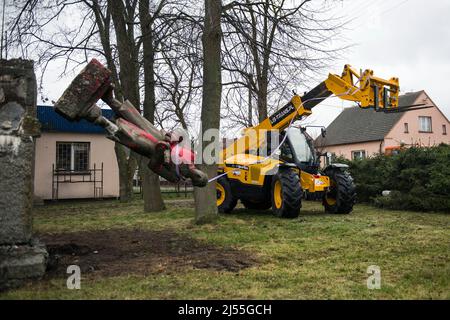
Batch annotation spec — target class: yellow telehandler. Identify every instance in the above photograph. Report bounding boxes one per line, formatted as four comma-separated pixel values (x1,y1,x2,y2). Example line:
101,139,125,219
216,65,402,218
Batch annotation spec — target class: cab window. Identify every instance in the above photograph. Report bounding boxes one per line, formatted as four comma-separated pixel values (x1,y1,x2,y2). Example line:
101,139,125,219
287,129,314,163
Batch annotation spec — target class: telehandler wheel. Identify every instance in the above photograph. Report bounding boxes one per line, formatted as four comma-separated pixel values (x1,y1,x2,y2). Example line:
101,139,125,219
241,199,272,211
216,177,237,214
323,170,356,214
271,168,302,218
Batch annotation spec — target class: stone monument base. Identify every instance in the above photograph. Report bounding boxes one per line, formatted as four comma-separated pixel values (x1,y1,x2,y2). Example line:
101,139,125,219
0,59,48,291
0,240,48,291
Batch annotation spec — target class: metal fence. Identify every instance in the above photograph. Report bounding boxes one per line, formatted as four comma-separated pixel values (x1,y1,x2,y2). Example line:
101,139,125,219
133,179,193,198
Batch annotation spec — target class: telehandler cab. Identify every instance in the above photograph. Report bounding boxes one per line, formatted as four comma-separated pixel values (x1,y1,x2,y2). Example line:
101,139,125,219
216,65,403,218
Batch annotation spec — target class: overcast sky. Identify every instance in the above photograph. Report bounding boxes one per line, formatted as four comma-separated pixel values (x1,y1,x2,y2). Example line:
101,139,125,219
24,0,450,136
303,0,450,133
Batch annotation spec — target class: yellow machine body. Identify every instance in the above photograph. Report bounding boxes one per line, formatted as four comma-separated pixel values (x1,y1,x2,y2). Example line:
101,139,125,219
219,65,399,165
216,65,400,217
220,155,330,192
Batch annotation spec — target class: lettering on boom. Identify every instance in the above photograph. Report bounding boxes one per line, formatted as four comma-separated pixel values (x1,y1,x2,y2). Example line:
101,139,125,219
226,164,249,171
269,103,296,126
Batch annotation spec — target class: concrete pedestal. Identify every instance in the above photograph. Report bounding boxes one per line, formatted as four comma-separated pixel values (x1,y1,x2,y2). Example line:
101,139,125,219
0,59,47,290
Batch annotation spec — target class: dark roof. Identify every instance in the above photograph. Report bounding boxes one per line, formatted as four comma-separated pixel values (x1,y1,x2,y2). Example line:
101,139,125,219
37,105,115,134
315,91,423,146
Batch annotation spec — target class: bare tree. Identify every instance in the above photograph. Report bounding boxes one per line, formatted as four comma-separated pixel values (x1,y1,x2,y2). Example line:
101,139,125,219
7,0,140,202
221,0,346,124
155,18,203,132
6,0,180,210
193,0,222,224
104,0,146,204
138,0,169,212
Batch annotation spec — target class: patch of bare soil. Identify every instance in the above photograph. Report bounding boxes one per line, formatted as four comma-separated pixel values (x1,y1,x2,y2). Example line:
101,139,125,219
41,229,257,278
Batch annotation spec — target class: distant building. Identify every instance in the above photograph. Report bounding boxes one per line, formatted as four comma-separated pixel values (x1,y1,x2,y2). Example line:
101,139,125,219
315,90,450,161
34,106,119,200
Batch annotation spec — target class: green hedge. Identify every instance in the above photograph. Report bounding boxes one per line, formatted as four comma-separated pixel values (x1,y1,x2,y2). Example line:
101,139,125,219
333,144,450,212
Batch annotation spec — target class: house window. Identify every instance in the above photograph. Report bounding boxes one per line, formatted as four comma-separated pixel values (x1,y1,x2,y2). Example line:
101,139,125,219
56,142,90,172
352,150,366,160
404,123,409,133
419,116,432,132
443,124,447,135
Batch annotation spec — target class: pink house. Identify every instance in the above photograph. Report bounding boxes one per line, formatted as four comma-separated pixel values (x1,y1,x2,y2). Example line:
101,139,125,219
315,91,450,161
34,106,119,200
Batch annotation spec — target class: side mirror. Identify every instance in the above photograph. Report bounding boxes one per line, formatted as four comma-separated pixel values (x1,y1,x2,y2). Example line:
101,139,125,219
321,128,327,138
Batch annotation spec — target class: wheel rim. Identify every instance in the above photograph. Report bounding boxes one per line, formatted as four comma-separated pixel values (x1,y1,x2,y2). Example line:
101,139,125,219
325,179,337,206
273,180,283,209
216,183,225,206
325,194,337,206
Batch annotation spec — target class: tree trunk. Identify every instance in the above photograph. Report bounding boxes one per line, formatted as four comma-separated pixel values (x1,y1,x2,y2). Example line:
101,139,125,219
248,79,253,127
108,0,140,107
257,77,268,122
142,163,166,211
92,1,137,202
108,0,141,202
194,164,218,223
115,143,136,202
194,0,223,224
139,0,165,212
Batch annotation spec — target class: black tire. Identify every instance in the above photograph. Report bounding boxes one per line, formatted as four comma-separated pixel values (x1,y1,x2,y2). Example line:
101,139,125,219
216,177,237,213
241,199,272,211
323,169,356,214
271,168,302,218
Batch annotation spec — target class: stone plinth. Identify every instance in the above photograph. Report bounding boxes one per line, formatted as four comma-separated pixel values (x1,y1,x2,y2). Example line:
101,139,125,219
0,59,47,291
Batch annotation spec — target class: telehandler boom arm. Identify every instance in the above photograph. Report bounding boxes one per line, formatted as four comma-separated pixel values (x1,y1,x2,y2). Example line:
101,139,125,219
220,65,400,162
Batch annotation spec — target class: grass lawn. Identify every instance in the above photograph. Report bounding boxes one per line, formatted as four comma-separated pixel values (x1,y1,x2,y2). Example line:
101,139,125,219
1,198,449,299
